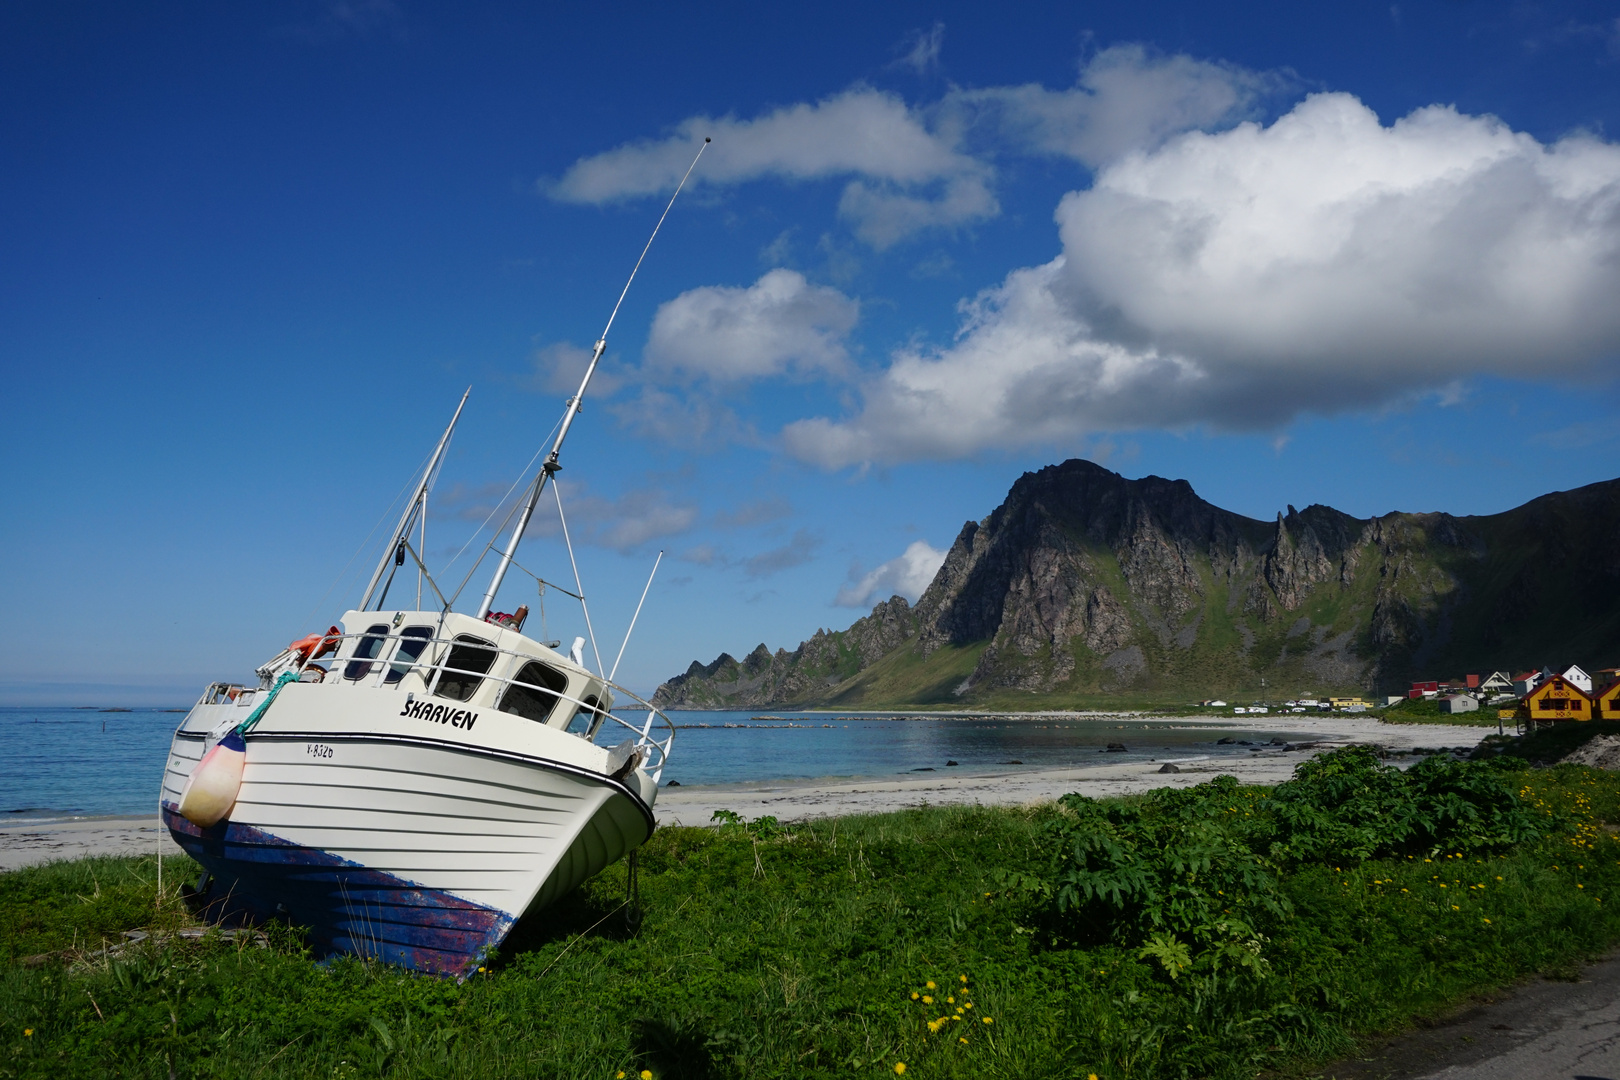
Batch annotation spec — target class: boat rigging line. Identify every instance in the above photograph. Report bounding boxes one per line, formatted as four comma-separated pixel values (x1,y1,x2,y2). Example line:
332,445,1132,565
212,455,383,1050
610,550,663,683
475,137,710,622
551,478,604,677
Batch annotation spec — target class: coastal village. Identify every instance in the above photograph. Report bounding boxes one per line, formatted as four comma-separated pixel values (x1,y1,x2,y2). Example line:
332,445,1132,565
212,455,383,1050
1208,664,1620,725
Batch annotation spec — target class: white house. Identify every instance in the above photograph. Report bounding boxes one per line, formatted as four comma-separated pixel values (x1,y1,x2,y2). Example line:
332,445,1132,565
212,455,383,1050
1513,671,1544,697
1563,665,1593,695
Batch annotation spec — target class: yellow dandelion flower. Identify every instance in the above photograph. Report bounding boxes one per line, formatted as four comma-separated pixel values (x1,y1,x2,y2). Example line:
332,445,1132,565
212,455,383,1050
922,995,933,1004
1483,918,1492,923
947,996,955,1004
911,992,919,1000
1452,905,1460,910
895,1065,907,1075
1089,1074,1100,1080
641,1072,653,1080
959,1037,969,1045
23,1029,32,1037
956,1008,964,1015
964,1002,974,1009
1579,884,1585,889
960,974,968,983
926,981,936,989
927,1021,940,1033
617,1073,626,1079
982,1017,993,1024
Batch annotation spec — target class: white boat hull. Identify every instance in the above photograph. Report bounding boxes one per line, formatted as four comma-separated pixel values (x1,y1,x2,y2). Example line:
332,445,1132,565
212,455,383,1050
161,681,656,976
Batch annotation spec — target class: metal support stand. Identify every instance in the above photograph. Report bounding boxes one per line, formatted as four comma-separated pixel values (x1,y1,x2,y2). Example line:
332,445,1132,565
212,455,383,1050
625,849,642,933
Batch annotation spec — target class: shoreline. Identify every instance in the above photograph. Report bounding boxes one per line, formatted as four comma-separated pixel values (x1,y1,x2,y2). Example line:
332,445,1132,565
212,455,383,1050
652,714,1486,825
0,715,1486,871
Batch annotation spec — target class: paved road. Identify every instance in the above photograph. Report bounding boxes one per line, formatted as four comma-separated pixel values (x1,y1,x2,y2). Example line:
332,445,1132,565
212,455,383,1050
1324,954,1620,1079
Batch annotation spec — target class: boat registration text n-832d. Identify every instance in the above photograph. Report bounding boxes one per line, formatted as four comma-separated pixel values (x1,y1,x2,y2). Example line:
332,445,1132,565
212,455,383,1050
400,698,479,731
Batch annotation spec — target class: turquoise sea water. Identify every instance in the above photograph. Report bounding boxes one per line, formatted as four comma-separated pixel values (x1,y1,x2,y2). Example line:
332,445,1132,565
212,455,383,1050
0,705,1306,820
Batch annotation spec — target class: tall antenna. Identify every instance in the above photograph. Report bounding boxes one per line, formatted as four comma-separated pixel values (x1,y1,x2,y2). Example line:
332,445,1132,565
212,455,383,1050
360,387,469,611
477,138,709,620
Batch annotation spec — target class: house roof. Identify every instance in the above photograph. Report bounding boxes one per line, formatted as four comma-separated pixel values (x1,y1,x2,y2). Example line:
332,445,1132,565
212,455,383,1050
1527,678,1594,706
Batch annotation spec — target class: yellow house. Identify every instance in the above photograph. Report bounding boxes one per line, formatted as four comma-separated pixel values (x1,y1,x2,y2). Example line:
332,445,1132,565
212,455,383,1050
1598,680,1620,721
1523,675,1595,723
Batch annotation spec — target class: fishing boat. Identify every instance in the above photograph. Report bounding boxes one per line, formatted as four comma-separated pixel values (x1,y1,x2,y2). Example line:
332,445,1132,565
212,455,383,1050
158,144,709,977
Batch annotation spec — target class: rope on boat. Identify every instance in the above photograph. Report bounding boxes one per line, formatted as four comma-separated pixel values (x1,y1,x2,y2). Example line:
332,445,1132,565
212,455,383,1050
235,669,300,737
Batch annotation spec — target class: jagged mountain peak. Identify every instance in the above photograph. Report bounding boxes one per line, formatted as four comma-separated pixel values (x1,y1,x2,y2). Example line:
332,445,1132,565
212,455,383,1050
655,462,1620,709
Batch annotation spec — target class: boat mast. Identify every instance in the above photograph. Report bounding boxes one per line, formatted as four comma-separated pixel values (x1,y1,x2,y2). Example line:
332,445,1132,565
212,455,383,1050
476,138,709,620
359,387,470,612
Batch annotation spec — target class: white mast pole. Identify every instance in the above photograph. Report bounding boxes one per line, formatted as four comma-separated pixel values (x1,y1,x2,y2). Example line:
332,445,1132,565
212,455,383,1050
476,138,709,621
359,387,470,612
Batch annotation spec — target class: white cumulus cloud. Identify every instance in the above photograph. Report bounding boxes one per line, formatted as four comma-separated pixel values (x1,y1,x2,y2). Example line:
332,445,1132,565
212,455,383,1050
546,88,995,247
544,47,1271,249
644,268,859,381
835,540,948,608
786,92,1620,467
941,44,1278,167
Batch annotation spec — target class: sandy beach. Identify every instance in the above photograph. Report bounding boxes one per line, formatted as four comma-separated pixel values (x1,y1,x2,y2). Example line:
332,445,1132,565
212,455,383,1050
0,715,1490,871
0,813,184,872
652,714,1490,825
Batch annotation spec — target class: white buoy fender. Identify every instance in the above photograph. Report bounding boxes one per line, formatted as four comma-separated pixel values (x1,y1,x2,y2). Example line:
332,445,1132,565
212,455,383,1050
178,729,247,827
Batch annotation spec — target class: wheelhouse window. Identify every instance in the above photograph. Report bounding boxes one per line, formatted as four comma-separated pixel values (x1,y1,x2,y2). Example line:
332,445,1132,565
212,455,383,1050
384,626,434,685
568,694,605,738
434,636,497,703
499,661,569,723
343,624,392,681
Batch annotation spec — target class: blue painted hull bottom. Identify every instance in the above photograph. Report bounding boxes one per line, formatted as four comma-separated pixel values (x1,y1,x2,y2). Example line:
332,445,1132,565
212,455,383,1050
162,804,515,977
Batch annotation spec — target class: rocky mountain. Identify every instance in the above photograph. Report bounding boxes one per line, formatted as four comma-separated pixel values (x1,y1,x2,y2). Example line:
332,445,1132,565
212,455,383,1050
653,460,1620,709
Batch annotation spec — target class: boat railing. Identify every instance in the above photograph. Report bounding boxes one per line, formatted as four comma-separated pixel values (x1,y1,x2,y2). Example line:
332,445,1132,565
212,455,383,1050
271,627,675,782
200,682,255,707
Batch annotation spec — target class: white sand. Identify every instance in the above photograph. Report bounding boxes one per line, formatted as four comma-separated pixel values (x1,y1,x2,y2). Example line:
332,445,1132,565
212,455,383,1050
0,715,1491,871
0,814,184,872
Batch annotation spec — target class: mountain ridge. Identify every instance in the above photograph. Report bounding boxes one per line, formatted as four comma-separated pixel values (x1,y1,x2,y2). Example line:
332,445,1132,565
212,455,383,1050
653,460,1620,709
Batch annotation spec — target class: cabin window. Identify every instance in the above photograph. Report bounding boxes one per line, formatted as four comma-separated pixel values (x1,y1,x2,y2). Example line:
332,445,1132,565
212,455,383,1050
344,624,393,681
499,661,569,723
1546,697,1570,711
567,695,604,737
384,626,434,684
434,636,498,703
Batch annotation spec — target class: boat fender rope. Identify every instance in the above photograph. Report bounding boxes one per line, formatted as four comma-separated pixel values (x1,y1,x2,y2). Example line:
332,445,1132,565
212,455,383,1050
236,669,300,738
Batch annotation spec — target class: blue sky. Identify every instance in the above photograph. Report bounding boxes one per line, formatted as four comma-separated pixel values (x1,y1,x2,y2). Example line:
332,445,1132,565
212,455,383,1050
5,1,1620,704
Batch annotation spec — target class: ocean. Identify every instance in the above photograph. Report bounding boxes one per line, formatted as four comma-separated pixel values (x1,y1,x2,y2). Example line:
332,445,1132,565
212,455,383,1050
0,705,1306,820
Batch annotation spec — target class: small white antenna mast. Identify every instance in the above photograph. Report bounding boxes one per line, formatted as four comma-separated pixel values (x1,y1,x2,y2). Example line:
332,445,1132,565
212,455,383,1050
477,138,710,620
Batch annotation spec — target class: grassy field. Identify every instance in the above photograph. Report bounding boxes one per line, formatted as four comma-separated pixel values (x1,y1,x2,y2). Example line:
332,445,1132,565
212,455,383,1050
6,741,1620,1079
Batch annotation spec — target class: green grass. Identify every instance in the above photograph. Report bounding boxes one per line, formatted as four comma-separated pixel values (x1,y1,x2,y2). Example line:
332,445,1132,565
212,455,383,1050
7,762,1620,1079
